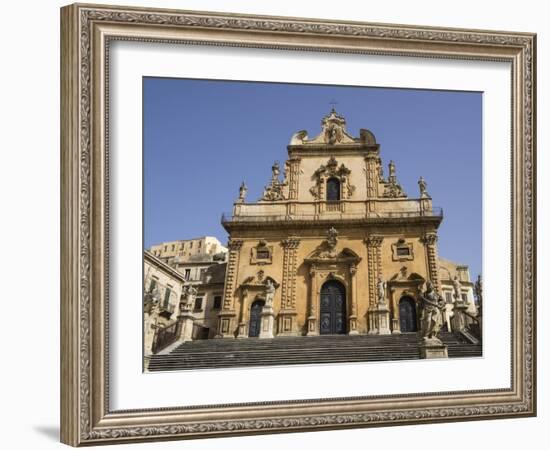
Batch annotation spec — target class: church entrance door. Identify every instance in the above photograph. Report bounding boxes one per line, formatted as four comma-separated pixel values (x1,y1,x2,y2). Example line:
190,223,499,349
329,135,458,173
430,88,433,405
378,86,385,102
320,280,346,335
248,299,265,337
399,297,417,332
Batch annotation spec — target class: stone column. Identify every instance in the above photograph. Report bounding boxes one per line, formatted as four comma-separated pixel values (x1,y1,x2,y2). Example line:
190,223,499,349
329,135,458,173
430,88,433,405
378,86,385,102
236,288,249,339
287,157,301,201
259,304,275,339
307,267,319,336
390,287,400,334
422,232,441,291
451,301,468,332
177,303,195,343
364,154,381,215
376,292,391,335
348,265,359,335
216,239,242,338
278,238,300,336
365,235,383,334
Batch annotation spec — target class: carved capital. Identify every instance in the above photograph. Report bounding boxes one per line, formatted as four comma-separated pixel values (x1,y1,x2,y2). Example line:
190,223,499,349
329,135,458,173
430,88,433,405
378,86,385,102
228,239,244,251
281,237,301,249
421,233,438,246
364,235,383,247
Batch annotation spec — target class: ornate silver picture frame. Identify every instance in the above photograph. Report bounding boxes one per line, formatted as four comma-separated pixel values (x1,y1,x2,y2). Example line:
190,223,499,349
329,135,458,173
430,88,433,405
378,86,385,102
60,3,536,446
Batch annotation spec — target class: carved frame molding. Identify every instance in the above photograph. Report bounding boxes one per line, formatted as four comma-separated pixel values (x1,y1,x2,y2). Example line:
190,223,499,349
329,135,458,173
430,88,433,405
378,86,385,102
61,3,536,446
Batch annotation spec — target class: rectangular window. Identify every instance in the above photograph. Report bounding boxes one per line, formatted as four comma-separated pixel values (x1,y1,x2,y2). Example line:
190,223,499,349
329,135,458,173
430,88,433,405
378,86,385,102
190,241,193,248
198,240,202,248
163,286,171,308
194,297,203,310
462,293,468,303
396,246,410,256
184,269,191,280
171,244,175,251
213,296,222,309
445,292,452,303
256,248,270,259
148,278,157,293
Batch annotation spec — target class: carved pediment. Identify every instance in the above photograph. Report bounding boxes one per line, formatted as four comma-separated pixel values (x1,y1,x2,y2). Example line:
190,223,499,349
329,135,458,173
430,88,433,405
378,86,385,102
288,111,378,148
306,109,356,145
305,245,361,264
389,267,425,283
241,271,279,289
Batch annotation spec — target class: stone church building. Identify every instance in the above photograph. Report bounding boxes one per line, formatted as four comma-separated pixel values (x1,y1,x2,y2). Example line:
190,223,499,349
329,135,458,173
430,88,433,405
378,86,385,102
216,109,476,339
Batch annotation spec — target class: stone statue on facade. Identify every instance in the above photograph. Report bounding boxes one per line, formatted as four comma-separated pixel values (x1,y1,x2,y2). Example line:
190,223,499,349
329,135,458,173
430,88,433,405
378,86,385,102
271,161,280,182
452,275,463,303
181,285,197,310
377,277,386,306
238,181,247,201
418,176,429,198
388,160,396,180
419,281,446,342
381,160,407,198
260,161,286,201
264,278,276,307
327,227,338,250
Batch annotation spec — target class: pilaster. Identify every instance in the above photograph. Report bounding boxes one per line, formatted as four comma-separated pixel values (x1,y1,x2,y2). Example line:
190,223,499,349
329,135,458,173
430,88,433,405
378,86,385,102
287,157,301,200
364,154,381,213
365,235,384,334
422,232,441,291
389,286,400,334
236,288,249,339
348,265,359,335
278,237,300,336
307,267,319,336
217,239,242,338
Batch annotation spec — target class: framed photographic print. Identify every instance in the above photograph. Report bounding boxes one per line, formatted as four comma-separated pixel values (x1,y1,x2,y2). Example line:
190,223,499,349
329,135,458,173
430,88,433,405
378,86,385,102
60,3,536,446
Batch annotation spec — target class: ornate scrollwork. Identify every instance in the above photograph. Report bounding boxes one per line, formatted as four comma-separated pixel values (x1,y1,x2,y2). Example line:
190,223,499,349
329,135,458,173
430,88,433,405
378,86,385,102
381,160,407,198
310,156,355,200
260,161,287,201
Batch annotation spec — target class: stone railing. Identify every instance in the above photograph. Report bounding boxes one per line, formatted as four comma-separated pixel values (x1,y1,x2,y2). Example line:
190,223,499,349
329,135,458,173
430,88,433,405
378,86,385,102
222,206,442,224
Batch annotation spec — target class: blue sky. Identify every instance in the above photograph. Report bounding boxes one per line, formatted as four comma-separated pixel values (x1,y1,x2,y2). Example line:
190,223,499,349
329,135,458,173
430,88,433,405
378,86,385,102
143,78,482,279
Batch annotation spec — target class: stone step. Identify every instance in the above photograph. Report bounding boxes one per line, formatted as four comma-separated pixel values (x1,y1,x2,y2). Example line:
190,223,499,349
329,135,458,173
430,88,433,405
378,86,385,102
147,333,482,372
148,353,421,370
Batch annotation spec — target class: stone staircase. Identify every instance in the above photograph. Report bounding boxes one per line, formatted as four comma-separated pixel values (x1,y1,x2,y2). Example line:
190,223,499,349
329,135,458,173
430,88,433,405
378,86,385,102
147,332,482,372
440,331,483,358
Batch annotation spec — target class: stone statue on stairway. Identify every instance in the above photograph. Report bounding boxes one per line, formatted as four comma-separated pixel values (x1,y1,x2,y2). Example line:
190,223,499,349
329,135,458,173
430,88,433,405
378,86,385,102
264,279,276,307
377,277,386,306
419,281,445,343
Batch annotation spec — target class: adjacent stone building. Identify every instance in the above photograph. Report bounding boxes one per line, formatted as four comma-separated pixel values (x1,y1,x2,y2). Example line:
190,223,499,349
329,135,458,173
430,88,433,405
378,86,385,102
143,251,186,356
144,242,227,356
149,236,227,266
216,109,477,339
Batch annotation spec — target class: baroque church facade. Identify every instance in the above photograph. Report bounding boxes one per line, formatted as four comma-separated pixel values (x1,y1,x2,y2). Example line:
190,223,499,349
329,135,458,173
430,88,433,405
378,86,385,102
215,109,477,340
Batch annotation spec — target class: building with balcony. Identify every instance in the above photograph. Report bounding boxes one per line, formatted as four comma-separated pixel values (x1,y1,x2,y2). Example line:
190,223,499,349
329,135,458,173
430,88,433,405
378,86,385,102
215,109,476,339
